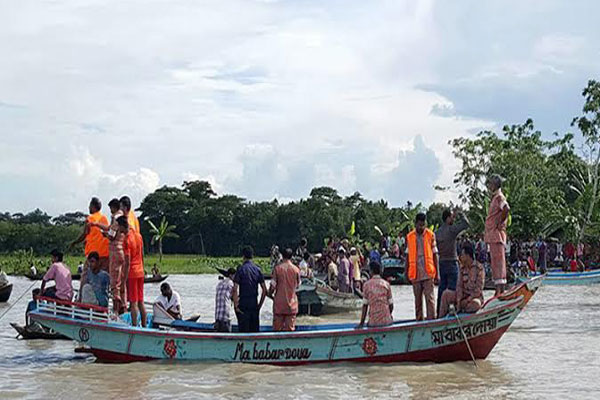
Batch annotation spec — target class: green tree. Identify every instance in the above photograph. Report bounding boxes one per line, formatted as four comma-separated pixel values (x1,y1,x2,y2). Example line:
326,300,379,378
148,217,180,263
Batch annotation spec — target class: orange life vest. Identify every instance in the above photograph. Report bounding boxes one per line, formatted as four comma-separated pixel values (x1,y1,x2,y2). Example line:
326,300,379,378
86,212,110,257
406,229,436,281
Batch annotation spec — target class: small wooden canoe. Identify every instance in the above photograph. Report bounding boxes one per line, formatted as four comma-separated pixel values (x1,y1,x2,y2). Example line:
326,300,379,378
10,322,70,340
297,278,362,316
0,283,13,302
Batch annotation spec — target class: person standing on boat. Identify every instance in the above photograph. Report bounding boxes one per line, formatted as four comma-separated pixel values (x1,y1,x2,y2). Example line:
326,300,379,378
109,216,129,314
484,174,510,295
327,254,339,290
40,249,73,301
439,243,485,318
70,197,110,275
357,261,393,328
125,225,147,327
232,246,267,333
214,267,236,332
406,213,438,321
435,208,469,315
120,196,140,233
337,247,351,293
268,248,301,331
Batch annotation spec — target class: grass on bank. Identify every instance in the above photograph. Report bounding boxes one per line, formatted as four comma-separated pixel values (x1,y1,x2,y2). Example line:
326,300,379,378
0,254,270,276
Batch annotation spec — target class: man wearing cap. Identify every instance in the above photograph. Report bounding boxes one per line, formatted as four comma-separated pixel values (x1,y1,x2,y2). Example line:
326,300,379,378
485,174,510,295
214,267,236,332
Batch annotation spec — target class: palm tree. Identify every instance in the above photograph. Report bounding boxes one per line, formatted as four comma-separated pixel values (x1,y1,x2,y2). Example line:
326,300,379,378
148,217,179,263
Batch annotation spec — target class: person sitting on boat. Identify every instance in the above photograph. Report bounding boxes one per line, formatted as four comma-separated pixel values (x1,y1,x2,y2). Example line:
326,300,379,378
270,245,282,273
232,246,267,333
337,247,351,293
155,282,183,320
79,252,110,307
26,288,41,325
214,267,236,332
40,249,73,301
357,261,394,329
268,248,301,332
439,243,485,318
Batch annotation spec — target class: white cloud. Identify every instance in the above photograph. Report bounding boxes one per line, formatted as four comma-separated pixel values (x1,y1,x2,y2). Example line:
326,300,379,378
1,0,598,214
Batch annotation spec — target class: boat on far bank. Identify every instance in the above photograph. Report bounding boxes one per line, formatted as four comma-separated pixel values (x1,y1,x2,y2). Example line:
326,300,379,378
518,269,600,285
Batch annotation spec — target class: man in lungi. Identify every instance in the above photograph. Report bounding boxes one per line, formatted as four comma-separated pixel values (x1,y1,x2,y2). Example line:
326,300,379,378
484,174,510,295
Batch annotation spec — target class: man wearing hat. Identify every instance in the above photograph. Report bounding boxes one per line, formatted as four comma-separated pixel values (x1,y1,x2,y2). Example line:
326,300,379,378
214,267,236,332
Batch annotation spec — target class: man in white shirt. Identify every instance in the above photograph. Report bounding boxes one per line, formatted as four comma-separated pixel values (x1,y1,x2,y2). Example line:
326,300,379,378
154,282,182,320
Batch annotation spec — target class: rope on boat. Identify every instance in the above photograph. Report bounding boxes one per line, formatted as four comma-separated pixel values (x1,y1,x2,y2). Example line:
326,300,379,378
0,280,37,322
450,304,478,368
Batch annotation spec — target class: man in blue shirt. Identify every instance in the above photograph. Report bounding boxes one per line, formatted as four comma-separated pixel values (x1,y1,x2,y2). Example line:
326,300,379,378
79,252,110,307
232,246,267,333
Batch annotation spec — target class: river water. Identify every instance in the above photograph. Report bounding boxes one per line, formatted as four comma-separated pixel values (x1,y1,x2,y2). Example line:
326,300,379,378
1,275,599,399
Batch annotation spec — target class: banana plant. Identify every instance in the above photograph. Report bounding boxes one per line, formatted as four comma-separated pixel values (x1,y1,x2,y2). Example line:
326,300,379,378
148,217,180,263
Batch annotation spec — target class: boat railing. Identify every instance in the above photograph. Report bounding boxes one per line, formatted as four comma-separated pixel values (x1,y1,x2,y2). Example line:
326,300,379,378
36,296,110,323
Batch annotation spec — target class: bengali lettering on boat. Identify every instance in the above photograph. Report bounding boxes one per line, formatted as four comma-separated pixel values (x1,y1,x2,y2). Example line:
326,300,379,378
233,342,312,361
431,316,498,345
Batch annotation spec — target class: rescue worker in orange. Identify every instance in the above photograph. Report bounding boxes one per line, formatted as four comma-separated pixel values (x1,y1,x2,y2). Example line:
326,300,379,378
120,196,140,233
405,212,439,321
70,197,110,278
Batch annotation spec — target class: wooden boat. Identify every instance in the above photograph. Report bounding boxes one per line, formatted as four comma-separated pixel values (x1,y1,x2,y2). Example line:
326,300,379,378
0,283,13,302
27,273,166,284
29,277,543,364
10,322,69,340
143,274,168,284
518,269,600,285
297,278,363,316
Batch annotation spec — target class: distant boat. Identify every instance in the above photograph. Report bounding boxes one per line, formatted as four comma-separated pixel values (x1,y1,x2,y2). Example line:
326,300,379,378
297,278,363,316
0,283,13,302
10,322,69,340
29,277,543,364
518,269,600,285
381,258,407,285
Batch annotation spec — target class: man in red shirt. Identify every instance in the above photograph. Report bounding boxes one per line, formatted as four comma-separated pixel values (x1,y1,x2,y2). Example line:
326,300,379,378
125,227,147,327
268,248,301,331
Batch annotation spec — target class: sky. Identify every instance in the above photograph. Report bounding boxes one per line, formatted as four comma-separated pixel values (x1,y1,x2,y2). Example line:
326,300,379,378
1,0,599,215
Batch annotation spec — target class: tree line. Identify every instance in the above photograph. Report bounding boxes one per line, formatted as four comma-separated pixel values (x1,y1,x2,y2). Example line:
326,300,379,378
1,80,599,257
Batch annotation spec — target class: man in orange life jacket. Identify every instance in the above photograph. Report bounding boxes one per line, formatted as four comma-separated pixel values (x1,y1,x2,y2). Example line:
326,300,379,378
405,212,439,321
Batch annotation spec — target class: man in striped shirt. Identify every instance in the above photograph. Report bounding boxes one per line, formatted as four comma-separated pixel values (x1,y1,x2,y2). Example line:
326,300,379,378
214,268,236,332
